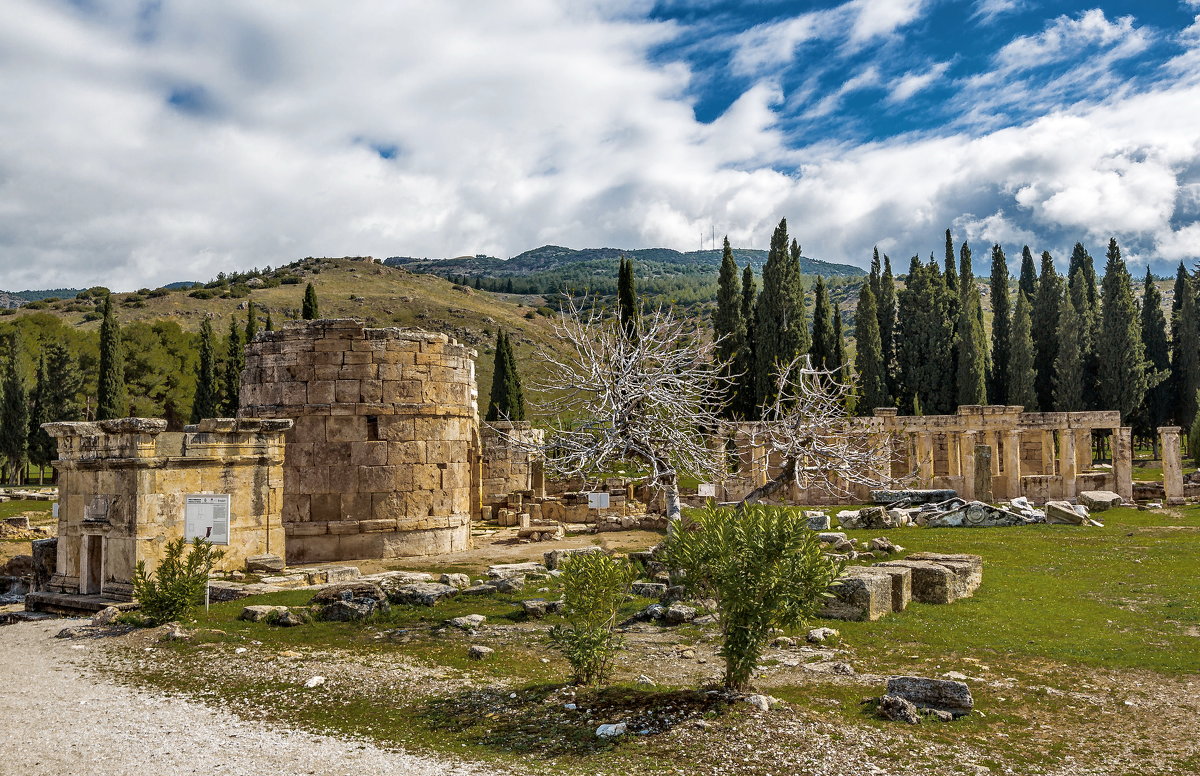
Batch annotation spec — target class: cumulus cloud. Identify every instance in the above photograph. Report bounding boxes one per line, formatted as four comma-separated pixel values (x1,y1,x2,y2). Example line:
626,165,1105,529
886,61,951,104
0,0,1198,290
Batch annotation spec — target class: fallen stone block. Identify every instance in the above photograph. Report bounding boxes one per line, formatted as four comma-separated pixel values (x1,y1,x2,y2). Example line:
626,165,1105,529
879,694,920,724
856,565,912,612
543,546,604,570
905,553,983,599
872,489,957,505
487,562,546,578
311,581,388,605
1045,500,1087,525
446,614,486,630
875,560,957,604
467,644,494,660
259,573,309,589
1079,490,1122,511
388,582,459,606
245,554,285,574
240,605,290,623
886,675,973,716
924,501,1034,528
631,581,668,598
805,511,831,531
664,603,698,625
819,571,891,621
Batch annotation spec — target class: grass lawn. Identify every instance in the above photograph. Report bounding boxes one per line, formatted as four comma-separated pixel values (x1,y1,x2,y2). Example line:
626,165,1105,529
107,504,1200,775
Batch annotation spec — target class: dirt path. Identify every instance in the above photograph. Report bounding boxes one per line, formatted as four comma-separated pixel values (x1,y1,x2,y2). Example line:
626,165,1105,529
0,619,511,776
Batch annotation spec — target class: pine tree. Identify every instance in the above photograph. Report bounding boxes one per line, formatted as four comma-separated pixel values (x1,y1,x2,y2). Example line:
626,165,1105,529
735,264,758,418
1135,267,1171,445
486,331,526,421
1018,246,1038,301
809,276,836,371
26,354,51,483
96,294,127,420
191,317,221,423
988,245,1011,404
754,220,807,407
956,242,988,405
302,283,319,320
1172,275,1200,428
1096,238,1147,421
618,257,638,341
1032,251,1063,412
713,238,745,418
855,283,890,413
245,300,259,343
1008,292,1037,410
1,351,28,484
1053,294,1084,411
878,254,897,396
222,319,245,416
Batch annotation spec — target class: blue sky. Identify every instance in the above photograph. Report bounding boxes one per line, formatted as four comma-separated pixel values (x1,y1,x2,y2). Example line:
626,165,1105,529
1,1,1199,288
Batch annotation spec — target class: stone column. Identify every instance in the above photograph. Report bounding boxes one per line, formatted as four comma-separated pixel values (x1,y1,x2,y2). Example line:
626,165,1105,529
1060,429,1078,499
1003,430,1022,499
1160,426,1184,505
974,444,994,503
1113,427,1133,503
915,433,934,484
1075,429,1092,473
958,431,977,500
1042,430,1057,475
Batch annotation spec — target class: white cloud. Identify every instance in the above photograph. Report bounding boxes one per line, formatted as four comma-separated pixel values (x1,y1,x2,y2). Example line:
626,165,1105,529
0,0,1199,290
971,0,1023,25
886,61,950,104
993,9,1146,73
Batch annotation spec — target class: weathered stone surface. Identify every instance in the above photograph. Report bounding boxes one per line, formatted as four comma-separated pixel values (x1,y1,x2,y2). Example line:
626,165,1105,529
839,506,899,530
886,676,973,716
273,610,308,627
245,554,286,574
806,627,839,644
2,554,33,577
240,605,290,622
872,489,957,505
857,565,912,612
875,560,957,604
521,599,550,618
318,599,382,621
805,511,831,531
924,501,1034,528
868,537,899,554
467,644,494,660
491,576,525,594
879,694,921,724
631,582,668,598
819,571,891,621
389,582,458,606
905,553,983,599
440,573,471,588
595,722,627,738
664,603,698,625
1045,500,1087,524
309,581,387,606
90,605,122,626
446,614,486,630
543,546,604,571
487,562,545,578
1079,490,1122,511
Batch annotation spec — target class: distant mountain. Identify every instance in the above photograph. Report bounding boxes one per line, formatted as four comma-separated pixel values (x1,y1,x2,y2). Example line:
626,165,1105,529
386,244,865,278
0,287,86,309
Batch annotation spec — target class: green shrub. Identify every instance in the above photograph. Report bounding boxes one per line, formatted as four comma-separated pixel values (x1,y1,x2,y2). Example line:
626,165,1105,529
280,276,302,285
663,503,844,691
131,537,225,625
81,311,101,321
547,551,633,685
189,289,217,299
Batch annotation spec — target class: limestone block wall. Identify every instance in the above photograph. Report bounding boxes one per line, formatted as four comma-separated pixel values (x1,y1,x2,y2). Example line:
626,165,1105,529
40,417,289,601
239,319,478,563
480,421,545,507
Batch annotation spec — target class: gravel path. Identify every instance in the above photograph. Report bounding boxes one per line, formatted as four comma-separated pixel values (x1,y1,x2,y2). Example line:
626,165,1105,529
0,619,510,776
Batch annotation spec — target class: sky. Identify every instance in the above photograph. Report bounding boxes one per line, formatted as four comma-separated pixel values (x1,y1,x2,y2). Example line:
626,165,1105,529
2,0,1200,290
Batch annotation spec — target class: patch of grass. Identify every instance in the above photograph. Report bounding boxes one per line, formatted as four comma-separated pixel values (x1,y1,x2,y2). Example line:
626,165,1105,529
0,499,53,522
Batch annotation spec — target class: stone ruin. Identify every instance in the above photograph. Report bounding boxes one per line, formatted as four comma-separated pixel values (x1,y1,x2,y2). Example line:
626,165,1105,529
717,405,1153,505
26,417,289,612
239,320,479,563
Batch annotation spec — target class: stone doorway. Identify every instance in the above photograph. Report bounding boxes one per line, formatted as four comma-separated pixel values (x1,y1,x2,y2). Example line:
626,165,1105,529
80,534,103,595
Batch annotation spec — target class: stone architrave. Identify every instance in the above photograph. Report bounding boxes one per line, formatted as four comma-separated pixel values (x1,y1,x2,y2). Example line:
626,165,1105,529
1159,426,1184,505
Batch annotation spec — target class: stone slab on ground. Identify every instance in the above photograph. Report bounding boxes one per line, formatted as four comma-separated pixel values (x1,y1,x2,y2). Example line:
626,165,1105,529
886,675,974,716
819,570,891,621
872,489,957,505
874,560,958,604
905,553,983,599
1079,491,1123,511
854,565,912,612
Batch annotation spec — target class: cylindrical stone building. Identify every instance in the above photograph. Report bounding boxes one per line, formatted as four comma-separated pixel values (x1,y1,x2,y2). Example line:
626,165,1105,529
240,319,479,563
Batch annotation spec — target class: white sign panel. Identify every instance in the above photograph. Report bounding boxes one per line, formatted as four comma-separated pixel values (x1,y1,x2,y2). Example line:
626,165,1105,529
697,483,717,498
587,492,611,509
185,494,231,545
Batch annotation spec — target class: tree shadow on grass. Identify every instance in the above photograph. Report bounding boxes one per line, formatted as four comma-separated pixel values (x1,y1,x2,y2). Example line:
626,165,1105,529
419,683,732,756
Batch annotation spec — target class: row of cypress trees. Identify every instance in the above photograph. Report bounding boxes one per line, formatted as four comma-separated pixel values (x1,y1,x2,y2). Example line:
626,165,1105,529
190,301,273,422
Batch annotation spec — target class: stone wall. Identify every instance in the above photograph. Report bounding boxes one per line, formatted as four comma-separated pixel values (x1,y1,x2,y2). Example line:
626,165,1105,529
480,421,545,507
37,417,289,601
239,319,477,563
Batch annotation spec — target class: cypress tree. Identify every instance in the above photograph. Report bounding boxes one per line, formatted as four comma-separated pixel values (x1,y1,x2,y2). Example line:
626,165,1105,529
809,276,836,371
943,237,961,402
855,283,889,413
735,264,758,418
1054,294,1084,411
191,317,221,423
878,254,897,395
26,354,51,483
1172,276,1200,429
1135,267,1171,445
96,294,127,420
222,318,245,416
486,331,526,422
944,229,958,294
1008,293,1037,410
988,245,1011,404
1096,238,1147,421
245,300,259,343
618,257,638,341
265,311,275,332
832,306,846,372
713,238,745,417
44,342,82,422
1068,242,1101,404
1018,245,1038,300
754,220,807,406
0,353,27,484
302,283,319,320
1032,251,1063,412
1171,262,1188,346
956,242,988,405
898,258,955,414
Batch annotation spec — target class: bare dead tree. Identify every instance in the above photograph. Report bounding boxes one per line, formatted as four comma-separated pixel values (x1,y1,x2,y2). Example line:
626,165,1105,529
740,355,908,505
536,297,731,523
